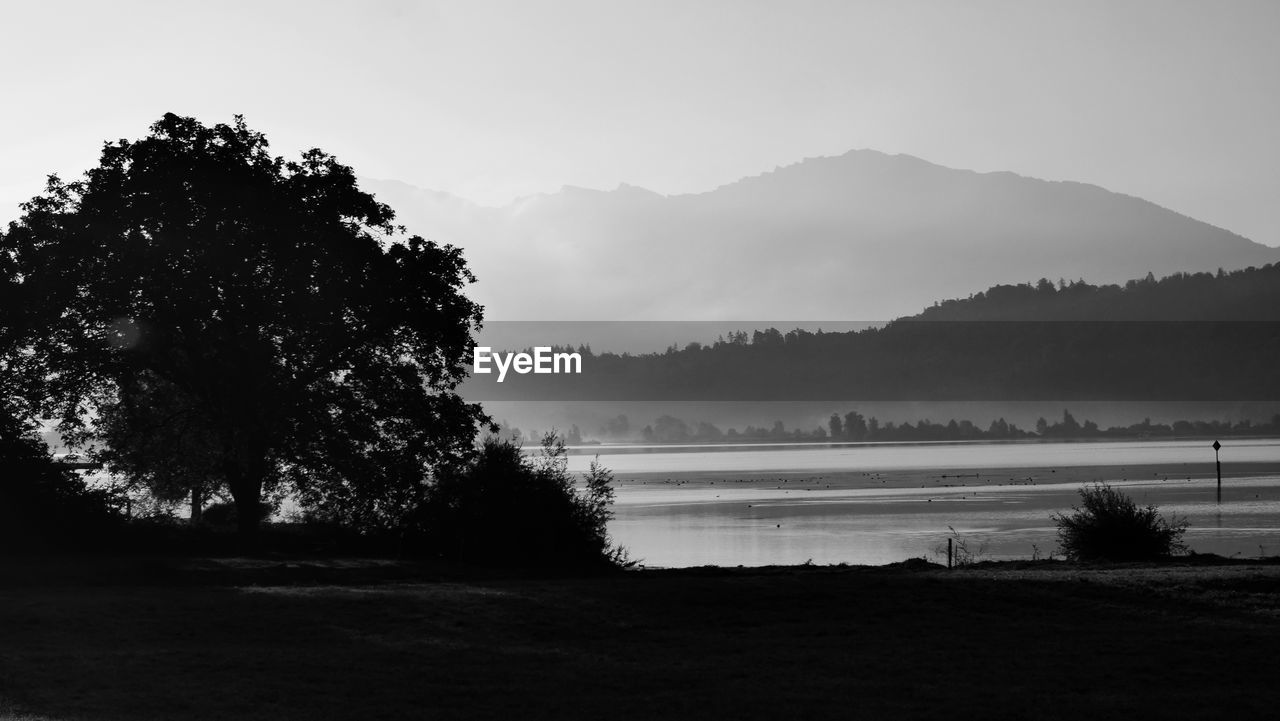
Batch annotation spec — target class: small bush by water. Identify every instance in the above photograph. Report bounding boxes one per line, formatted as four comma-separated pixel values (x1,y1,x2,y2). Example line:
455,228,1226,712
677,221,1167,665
415,434,629,569
1053,483,1188,561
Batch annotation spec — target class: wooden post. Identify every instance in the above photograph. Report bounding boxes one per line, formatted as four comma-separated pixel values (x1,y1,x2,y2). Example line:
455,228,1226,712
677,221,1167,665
947,537,953,569
1213,440,1222,504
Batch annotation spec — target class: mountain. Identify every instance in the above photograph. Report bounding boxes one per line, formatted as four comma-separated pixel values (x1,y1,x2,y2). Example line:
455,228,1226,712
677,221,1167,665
363,150,1280,320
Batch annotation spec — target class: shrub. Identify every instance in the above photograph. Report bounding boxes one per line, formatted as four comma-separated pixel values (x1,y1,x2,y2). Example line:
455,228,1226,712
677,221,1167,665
1052,483,1187,561
200,500,277,528
0,410,121,550
415,434,628,569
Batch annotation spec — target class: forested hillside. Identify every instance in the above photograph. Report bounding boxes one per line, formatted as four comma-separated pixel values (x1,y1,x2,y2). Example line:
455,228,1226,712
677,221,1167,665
465,265,1280,402
914,264,1280,321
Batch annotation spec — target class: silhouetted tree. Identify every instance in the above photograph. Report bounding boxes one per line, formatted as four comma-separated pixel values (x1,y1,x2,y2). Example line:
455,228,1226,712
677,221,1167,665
1,114,487,535
694,421,724,441
988,417,1010,438
844,411,868,441
1060,409,1080,435
651,415,691,443
96,370,224,523
770,420,786,439
567,424,583,445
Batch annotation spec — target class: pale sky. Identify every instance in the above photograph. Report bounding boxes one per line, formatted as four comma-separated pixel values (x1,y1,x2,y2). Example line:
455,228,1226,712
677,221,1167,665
2,0,1278,245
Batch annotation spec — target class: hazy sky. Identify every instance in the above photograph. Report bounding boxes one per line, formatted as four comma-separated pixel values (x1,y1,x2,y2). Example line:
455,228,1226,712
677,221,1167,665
3,0,1278,245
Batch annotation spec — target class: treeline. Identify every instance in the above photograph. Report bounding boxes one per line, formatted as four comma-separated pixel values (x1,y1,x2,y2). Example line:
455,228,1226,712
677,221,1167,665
638,409,1280,444
1031,410,1280,440
490,410,1280,446
914,264,1280,321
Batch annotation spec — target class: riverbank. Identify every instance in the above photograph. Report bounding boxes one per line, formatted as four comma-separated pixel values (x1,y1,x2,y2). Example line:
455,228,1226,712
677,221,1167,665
3,556,1279,720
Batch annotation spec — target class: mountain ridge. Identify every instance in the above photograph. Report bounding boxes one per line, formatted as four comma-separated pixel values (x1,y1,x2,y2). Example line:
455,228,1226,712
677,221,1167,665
361,150,1280,320
386,150,1256,235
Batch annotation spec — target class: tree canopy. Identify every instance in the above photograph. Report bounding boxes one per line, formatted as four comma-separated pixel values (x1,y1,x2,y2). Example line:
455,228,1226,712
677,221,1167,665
1,113,488,534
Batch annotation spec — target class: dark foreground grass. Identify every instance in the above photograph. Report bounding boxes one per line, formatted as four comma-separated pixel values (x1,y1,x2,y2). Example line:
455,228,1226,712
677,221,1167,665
2,556,1279,720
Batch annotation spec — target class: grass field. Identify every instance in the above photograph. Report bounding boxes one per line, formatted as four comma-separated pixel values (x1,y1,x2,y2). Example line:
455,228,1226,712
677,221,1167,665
2,556,1279,720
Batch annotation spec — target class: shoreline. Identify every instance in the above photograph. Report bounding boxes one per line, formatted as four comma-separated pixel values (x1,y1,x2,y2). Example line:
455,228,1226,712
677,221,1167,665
610,461,1280,491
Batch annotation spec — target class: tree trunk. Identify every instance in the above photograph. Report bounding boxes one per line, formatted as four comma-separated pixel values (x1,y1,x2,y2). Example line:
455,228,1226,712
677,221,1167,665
231,482,262,537
190,486,203,524
226,464,265,541
221,431,269,541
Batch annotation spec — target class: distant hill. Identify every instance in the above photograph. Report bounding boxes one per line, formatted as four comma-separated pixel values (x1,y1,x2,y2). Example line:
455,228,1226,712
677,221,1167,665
365,150,1280,320
912,263,1280,321
463,266,1280,402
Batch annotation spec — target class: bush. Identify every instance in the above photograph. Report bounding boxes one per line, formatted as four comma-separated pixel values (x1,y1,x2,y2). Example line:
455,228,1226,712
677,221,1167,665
1052,483,1188,561
200,500,277,528
415,434,628,569
0,410,121,551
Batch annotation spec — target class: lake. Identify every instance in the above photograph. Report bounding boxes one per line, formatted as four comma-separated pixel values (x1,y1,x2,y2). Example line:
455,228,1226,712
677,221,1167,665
563,439,1280,567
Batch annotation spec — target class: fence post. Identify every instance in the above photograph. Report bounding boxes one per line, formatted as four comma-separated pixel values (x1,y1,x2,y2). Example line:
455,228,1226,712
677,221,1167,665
947,537,953,569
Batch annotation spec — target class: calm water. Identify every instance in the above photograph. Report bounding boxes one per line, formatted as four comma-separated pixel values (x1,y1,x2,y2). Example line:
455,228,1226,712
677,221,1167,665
564,439,1280,567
